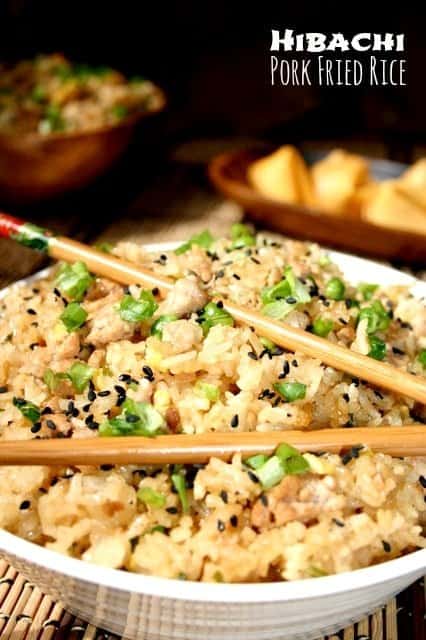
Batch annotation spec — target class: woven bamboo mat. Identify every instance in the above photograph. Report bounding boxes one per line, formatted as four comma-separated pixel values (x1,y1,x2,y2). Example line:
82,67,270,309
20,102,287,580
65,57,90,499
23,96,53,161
0,142,425,638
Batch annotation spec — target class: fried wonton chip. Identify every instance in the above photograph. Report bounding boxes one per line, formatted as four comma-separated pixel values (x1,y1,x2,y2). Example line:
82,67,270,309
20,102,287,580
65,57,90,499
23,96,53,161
248,146,315,206
311,149,371,215
362,181,426,236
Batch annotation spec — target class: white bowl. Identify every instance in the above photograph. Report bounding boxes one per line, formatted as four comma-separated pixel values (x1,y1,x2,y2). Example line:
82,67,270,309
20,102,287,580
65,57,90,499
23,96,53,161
0,244,425,640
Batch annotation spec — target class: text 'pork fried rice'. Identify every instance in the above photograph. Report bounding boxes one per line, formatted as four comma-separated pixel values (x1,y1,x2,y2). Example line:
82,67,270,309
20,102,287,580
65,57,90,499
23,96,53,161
0,226,425,582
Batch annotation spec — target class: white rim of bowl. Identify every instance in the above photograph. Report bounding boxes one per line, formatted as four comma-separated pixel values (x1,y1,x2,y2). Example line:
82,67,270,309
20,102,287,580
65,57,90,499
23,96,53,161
0,241,424,603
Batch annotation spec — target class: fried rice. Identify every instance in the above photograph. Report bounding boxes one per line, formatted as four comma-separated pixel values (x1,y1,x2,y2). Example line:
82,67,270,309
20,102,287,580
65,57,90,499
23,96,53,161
0,227,424,582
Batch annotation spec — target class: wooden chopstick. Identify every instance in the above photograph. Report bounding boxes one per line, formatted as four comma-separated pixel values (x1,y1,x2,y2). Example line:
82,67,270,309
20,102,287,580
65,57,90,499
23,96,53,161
0,427,424,466
1,212,425,404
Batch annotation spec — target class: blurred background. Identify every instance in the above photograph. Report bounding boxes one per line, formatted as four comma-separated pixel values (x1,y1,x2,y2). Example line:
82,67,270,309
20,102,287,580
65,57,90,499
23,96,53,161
0,1,424,272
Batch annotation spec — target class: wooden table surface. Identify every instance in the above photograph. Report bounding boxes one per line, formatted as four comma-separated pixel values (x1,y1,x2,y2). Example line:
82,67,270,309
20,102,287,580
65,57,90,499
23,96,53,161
0,136,424,640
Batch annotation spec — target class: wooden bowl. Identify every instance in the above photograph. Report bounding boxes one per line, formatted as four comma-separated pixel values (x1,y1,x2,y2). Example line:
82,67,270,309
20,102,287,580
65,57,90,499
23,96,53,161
0,86,166,204
208,148,426,265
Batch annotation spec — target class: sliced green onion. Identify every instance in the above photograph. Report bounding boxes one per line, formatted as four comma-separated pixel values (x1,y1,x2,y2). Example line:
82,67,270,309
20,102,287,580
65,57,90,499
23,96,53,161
261,267,310,318
149,525,166,534
312,317,333,337
137,487,166,509
94,242,114,253
171,473,189,512
284,266,311,304
308,566,328,578
273,381,306,402
368,335,386,361
43,368,69,392
262,299,297,319
245,454,269,470
230,223,256,249
67,362,94,393
261,280,291,305
31,84,46,103
325,277,345,301
318,254,332,267
418,349,426,368
99,398,164,437
150,314,178,339
276,442,300,461
195,381,220,402
60,302,87,332
112,104,129,119
11,222,49,252
39,104,65,133
55,261,93,301
175,230,215,255
358,283,378,301
358,301,390,335
118,290,158,323
255,456,285,489
13,397,40,424
259,337,277,352
283,455,310,475
198,302,234,335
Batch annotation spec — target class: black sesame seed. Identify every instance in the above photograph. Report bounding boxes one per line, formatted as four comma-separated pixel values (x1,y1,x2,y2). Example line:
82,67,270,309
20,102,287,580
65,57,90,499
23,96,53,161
215,269,225,279
272,347,285,356
419,475,426,489
247,351,258,360
248,471,259,484
292,359,298,367
114,384,126,394
87,420,99,430
31,422,42,434
119,374,132,382
217,519,225,532
98,390,111,397
323,300,330,307
152,287,160,296
216,300,224,309
220,490,228,504
116,395,126,407
260,493,268,506
142,366,154,381
251,257,261,265
32,287,40,294
374,390,384,400
41,406,53,415
0,385,8,393
230,515,238,527
29,342,39,350
333,518,345,527
230,414,239,428
100,464,114,471
19,500,31,510
53,288,61,297
392,346,405,355
26,308,37,315
342,393,350,402
88,389,96,402
85,414,94,425
82,403,91,412
338,317,348,325
382,540,391,553
232,273,241,280
166,506,178,514
46,419,57,431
